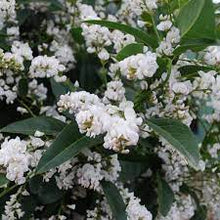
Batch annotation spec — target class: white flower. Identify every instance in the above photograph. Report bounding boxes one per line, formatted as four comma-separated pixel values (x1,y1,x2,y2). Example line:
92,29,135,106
98,48,110,60
157,20,172,31
104,80,125,102
0,137,31,184
11,41,33,61
118,52,158,80
77,163,103,190
29,55,65,81
171,81,192,95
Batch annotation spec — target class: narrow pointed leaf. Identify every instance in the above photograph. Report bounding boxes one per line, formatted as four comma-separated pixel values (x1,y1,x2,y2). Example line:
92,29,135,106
102,181,127,220
157,175,174,216
147,118,200,169
85,20,158,48
116,43,144,61
0,116,66,136
36,122,103,173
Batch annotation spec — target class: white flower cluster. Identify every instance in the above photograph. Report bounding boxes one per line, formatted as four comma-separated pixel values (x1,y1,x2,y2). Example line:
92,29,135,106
0,42,33,103
50,41,76,71
0,137,31,185
0,0,16,29
157,137,189,192
2,193,24,220
204,46,220,65
115,51,158,80
157,26,181,56
121,187,152,220
47,149,121,191
104,80,125,102
79,3,135,60
58,91,142,153
29,55,66,82
119,0,158,19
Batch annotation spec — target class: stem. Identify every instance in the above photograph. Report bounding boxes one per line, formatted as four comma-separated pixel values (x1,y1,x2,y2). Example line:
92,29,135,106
150,13,161,43
18,99,36,117
0,184,17,199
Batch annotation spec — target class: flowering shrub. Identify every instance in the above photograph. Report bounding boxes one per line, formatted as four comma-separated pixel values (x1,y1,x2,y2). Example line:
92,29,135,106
1,0,220,219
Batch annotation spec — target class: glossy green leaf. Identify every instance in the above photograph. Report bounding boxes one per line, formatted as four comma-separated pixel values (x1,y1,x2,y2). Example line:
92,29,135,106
173,39,216,56
36,122,103,173
71,27,84,44
0,116,66,136
102,181,127,220
50,78,72,100
176,0,215,40
157,175,174,216
178,65,214,77
116,43,144,61
147,118,200,169
85,20,158,48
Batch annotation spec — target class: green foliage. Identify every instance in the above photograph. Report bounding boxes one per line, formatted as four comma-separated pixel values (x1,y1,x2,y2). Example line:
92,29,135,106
176,0,215,40
0,174,9,188
29,176,63,204
157,175,174,216
36,122,103,173
116,43,144,61
101,181,127,220
147,118,200,169
0,116,66,135
18,78,28,98
70,27,85,44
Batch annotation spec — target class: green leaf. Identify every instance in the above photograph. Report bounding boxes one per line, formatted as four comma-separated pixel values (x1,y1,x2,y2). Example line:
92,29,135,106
173,38,216,56
190,206,207,220
0,116,66,136
157,175,174,216
85,20,158,48
0,174,9,188
147,118,200,169
116,43,144,61
50,78,70,100
36,122,103,173
101,181,127,220
71,27,85,44
176,0,215,40
119,160,149,182
178,65,214,76
18,78,28,97
29,176,63,205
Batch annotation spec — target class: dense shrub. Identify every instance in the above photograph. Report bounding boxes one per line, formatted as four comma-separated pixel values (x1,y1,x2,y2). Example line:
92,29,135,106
0,0,220,219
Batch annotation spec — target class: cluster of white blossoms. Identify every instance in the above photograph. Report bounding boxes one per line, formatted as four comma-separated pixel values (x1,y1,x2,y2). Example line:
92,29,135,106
157,25,181,56
0,0,220,219
0,0,16,29
29,55,66,82
50,41,76,71
43,148,121,191
58,91,142,153
114,50,158,80
119,0,157,19
120,187,152,220
79,3,136,60
104,80,125,103
2,193,24,220
0,137,31,185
